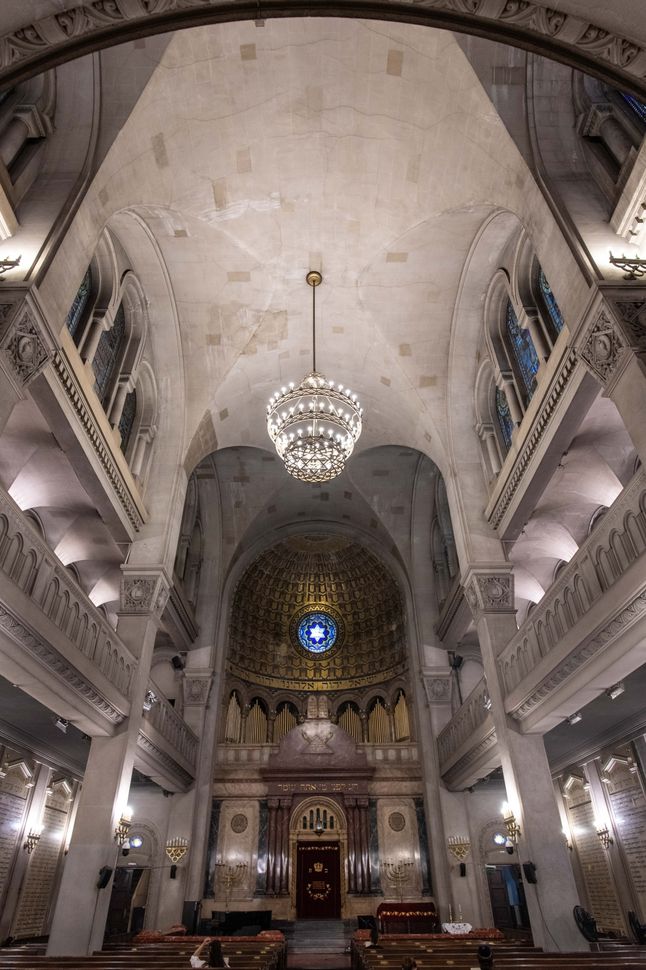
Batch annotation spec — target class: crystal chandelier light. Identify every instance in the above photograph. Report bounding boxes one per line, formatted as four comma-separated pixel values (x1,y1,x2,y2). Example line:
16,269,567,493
266,271,363,483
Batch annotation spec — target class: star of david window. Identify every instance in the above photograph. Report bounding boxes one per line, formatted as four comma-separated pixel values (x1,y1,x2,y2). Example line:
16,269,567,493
297,612,337,653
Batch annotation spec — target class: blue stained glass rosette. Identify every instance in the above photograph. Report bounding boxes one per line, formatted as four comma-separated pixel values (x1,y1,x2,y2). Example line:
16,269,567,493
297,612,337,653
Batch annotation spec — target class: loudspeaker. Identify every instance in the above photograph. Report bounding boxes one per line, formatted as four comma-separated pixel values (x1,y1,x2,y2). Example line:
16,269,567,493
170,865,177,879
459,862,467,877
97,866,113,890
523,861,537,884
171,655,184,670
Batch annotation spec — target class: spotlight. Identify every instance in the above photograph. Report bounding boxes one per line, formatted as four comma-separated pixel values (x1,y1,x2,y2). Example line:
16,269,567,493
130,835,143,849
55,717,69,733
567,712,583,725
605,682,625,700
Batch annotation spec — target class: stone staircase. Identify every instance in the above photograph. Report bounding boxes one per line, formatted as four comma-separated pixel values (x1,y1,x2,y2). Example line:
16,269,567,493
287,920,352,968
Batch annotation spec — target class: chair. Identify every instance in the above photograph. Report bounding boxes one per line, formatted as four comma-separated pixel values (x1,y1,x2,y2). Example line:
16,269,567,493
573,905,599,943
628,910,646,944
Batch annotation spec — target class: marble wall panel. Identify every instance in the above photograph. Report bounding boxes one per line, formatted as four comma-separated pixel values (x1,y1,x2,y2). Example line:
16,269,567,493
213,799,260,901
376,797,421,899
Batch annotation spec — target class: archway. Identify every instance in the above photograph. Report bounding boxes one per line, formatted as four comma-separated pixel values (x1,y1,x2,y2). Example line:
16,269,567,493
1,3,644,98
291,798,347,920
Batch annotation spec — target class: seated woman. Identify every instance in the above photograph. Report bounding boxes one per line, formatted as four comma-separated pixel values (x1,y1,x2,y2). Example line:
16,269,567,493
190,938,229,968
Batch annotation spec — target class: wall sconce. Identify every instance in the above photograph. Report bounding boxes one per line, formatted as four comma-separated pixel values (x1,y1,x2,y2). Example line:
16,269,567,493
562,829,572,851
23,826,43,854
502,802,521,843
142,689,157,712
166,837,189,865
0,255,21,276
114,807,133,846
447,835,471,862
596,825,613,849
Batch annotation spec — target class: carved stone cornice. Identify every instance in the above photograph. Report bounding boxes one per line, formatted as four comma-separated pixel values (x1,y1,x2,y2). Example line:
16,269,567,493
463,566,515,622
0,0,644,95
119,566,171,616
441,726,499,791
136,729,194,791
0,603,127,726
183,670,213,707
0,290,56,390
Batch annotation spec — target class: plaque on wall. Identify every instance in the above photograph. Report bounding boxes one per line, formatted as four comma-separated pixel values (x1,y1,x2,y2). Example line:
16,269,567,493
388,812,406,832
231,813,248,834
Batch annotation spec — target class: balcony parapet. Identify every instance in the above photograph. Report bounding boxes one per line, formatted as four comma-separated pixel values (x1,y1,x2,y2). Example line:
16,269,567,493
437,677,497,789
500,467,646,727
0,485,136,730
138,679,199,790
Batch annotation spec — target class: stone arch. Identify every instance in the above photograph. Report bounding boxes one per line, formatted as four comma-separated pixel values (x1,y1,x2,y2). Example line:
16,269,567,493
1,3,644,100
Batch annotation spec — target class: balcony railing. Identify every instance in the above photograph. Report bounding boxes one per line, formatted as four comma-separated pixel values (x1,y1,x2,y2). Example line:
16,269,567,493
437,677,490,768
499,467,646,703
0,485,136,700
143,680,198,769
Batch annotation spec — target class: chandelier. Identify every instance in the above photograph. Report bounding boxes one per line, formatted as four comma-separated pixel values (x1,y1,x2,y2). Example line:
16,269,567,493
266,271,363,483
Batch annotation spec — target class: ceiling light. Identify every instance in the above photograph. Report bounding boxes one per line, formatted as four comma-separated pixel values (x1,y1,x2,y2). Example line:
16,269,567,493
605,682,625,700
54,717,69,733
567,712,583,725
266,271,363,483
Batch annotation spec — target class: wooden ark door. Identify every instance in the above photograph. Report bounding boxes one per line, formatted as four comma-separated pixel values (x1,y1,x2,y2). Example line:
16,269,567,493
297,842,341,919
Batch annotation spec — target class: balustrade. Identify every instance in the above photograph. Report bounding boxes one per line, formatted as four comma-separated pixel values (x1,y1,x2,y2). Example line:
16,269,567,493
143,679,198,768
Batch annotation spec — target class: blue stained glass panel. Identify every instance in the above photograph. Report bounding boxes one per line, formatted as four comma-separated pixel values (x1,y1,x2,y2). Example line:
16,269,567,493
506,301,539,400
93,303,125,405
298,611,337,653
539,268,564,335
65,267,91,342
620,93,646,125
496,387,514,450
119,389,137,453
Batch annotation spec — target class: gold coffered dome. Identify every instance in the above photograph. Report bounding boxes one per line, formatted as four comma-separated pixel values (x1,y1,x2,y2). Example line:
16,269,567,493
227,535,406,692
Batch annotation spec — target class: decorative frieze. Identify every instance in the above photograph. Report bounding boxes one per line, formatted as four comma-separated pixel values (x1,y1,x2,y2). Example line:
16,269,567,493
578,296,646,388
421,671,451,705
0,0,644,94
183,671,213,707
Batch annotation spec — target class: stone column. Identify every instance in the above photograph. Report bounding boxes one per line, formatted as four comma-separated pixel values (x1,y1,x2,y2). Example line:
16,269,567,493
358,797,371,893
266,798,279,895
498,374,523,424
345,796,357,893
80,313,109,366
520,309,550,363
109,377,131,429
578,294,646,469
463,566,586,952
359,710,368,743
279,797,291,894
47,568,170,956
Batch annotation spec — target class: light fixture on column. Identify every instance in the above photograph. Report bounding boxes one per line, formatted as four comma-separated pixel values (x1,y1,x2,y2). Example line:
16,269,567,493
447,835,471,862
142,689,157,712
266,271,363,483
609,251,646,280
567,711,583,725
605,682,625,700
54,716,69,733
23,825,43,854
166,837,189,865
0,254,21,276
596,824,613,849
501,802,521,843
114,807,133,846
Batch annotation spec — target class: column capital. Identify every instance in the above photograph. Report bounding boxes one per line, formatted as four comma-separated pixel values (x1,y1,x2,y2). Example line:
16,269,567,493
462,564,515,621
577,292,646,390
119,564,171,616
0,287,57,391
182,669,213,708
421,667,452,705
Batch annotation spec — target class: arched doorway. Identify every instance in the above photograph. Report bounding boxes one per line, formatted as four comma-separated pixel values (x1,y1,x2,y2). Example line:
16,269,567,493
291,798,347,919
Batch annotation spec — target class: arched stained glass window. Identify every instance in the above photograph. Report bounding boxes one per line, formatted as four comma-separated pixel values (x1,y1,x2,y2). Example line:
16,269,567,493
65,267,91,343
93,303,125,406
538,268,564,336
496,387,514,450
506,301,539,401
119,389,137,453
619,92,646,125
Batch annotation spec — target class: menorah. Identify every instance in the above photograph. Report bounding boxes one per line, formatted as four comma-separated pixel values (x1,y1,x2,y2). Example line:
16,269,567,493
215,860,248,911
381,857,414,903
166,837,189,865
447,835,471,863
